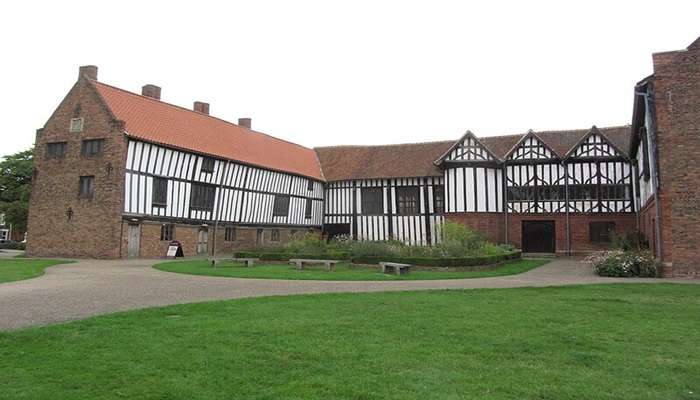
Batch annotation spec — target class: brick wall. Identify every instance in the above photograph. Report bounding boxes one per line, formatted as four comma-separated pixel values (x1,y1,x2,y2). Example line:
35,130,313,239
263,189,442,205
506,213,636,255
27,76,127,258
122,220,316,258
444,212,504,243
651,39,700,277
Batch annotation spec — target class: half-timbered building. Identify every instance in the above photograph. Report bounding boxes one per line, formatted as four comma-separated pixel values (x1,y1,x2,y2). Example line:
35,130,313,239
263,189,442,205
27,34,699,270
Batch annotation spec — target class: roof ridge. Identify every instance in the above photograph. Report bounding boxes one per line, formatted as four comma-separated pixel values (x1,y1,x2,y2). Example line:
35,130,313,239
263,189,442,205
314,139,455,149
90,79,316,153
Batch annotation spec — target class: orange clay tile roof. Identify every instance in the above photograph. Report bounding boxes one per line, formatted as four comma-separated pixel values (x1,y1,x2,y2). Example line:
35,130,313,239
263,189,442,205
90,80,325,181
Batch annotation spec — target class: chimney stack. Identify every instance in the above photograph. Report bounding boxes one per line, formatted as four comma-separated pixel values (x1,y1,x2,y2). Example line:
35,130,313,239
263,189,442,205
194,101,210,115
78,65,98,81
141,84,161,100
238,118,252,129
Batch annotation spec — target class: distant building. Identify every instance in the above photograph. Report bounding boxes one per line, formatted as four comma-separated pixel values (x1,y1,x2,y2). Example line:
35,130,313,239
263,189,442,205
26,36,699,278
0,214,9,241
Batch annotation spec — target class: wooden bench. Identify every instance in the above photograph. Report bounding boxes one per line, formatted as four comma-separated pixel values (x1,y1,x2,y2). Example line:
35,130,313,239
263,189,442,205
379,262,412,275
232,257,259,268
289,259,340,272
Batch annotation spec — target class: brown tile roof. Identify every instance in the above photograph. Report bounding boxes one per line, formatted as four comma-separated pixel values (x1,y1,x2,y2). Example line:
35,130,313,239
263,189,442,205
90,80,325,181
314,141,454,181
478,126,631,159
318,126,631,181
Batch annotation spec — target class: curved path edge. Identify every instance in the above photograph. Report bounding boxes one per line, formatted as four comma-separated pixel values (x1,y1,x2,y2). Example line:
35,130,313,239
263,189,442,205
0,258,697,331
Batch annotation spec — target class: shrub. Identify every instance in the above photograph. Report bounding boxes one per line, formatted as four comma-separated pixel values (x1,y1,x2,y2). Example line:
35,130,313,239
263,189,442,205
584,250,657,277
611,230,649,251
0,242,26,250
434,221,489,257
350,241,399,258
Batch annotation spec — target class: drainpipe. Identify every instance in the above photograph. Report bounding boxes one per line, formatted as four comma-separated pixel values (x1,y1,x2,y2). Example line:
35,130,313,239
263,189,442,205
502,163,508,244
563,159,571,256
636,88,663,261
210,163,227,263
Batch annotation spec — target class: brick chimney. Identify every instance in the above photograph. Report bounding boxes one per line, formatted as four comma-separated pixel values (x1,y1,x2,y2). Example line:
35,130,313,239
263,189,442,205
79,65,98,81
238,118,252,129
194,101,210,115
141,84,161,100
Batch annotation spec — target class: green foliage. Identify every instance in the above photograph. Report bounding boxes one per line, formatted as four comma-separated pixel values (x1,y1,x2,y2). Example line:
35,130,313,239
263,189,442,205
434,221,488,257
584,250,657,278
611,230,649,251
0,148,33,233
351,251,521,267
0,241,26,250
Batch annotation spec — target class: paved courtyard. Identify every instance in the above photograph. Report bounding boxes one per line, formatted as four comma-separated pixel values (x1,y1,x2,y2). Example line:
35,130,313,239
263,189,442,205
0,258,697,330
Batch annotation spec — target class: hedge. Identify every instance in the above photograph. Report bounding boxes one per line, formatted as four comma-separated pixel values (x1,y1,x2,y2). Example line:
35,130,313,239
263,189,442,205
0,242,26,250
350,251,521,267
234,251,351,261
233,250,520,267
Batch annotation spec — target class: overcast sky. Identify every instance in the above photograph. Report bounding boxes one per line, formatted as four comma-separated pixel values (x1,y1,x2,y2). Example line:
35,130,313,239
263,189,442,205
1,0,698,158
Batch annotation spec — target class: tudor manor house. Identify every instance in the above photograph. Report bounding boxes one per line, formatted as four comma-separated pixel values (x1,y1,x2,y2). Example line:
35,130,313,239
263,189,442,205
27,36,700,277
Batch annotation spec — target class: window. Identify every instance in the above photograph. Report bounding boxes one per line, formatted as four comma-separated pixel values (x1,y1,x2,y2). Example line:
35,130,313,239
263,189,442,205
507,186,535,201
590,222,615,243
568,184,598,200
201,157,215,173
273,195,290,217
640,128,650,181
537,185,567,201
46,142,67,158
81,139,104,157
69,117,84,133
160,224,175,241
600,184,629,200
396,186,420,215
190,183,216,210
305,198,313,218
225,226,236,242
361,187,383,215
152,178,168,206
433,185,444,214
256,228,264,245
271,229,280,242
307,180,314,191
78,176,94,198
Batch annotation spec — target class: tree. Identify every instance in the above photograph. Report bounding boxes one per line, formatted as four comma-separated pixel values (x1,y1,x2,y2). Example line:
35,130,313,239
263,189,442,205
0,148,33,235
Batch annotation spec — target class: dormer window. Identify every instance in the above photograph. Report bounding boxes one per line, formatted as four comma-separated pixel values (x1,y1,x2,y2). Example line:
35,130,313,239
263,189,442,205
201,157,215,173
70,118,84,133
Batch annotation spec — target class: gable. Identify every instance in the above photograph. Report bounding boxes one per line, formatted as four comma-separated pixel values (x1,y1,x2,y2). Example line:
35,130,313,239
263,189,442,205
507,134,557,161
445,135,496,162
569,130,623,158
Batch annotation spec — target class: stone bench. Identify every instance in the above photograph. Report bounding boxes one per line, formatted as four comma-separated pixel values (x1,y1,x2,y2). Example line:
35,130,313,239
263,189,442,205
232,257,260,268
379,262,412,276
289,259,340,272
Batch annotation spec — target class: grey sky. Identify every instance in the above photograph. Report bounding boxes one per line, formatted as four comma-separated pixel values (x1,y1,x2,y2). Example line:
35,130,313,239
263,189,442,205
1,0,698,158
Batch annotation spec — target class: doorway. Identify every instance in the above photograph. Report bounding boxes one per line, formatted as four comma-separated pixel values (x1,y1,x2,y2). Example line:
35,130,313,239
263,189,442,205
522,221,555,253
197,227,209,255
127,224,140,258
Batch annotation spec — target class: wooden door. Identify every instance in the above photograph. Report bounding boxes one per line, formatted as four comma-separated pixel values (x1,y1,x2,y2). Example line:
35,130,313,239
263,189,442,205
127,224,140,258
197,228,209,255
522,221,555,253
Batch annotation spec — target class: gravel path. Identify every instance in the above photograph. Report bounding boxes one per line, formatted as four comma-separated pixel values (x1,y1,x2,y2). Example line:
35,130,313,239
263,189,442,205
0,258,697,331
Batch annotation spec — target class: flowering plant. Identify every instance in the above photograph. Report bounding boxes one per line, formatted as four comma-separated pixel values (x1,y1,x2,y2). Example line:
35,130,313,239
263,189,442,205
585,250,657,277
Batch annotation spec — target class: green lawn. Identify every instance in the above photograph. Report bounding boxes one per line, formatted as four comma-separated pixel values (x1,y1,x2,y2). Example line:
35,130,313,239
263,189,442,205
1,284,699,399
153,258,549,280
0,259,72,283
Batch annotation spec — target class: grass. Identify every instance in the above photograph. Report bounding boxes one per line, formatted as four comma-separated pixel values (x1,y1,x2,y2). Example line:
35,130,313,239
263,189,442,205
1,284,699,399
0,259,72,283
153,258,549,280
